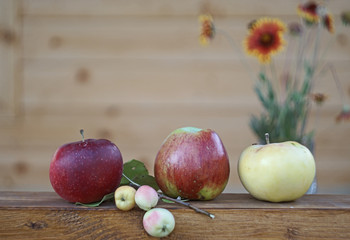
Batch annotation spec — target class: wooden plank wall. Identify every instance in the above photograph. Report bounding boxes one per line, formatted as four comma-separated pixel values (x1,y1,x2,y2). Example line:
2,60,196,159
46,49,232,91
0,0,349,194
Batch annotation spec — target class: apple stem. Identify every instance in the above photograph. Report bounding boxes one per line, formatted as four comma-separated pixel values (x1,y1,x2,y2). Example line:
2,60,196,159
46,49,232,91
80,129,85,142
158,192,215,219
121,173,215,219
265,133,270,144
122,173,141,188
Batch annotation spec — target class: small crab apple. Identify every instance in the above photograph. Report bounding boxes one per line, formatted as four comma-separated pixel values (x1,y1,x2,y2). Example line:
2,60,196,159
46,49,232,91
114,185,136,211
135,185,159,211
143,208,175,238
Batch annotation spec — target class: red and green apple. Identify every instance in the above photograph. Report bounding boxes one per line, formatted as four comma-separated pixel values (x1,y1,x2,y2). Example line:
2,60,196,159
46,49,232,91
154,127,230,200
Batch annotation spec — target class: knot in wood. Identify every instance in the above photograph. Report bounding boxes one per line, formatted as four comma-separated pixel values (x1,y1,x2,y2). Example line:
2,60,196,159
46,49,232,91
25,221,48,230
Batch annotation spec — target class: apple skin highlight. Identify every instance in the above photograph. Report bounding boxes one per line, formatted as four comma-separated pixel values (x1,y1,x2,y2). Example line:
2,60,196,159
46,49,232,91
49,139,123,203
154,127,230,200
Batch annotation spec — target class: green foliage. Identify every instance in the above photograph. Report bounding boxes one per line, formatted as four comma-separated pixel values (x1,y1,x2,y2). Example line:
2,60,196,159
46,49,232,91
250,64,315,147
120,159,159,191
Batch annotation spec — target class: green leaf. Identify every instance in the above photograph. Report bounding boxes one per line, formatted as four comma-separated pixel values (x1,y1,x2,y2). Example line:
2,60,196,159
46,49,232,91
121,159,159,190
120,159,149,185
75,192,114,207
132,174,159,191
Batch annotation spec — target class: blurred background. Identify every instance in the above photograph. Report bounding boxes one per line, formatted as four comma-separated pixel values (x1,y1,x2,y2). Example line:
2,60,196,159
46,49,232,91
0,0,349,194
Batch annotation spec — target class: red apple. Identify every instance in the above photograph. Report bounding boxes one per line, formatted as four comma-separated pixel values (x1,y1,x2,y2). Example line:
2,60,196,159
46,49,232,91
154,127,230,200
49,130,123,203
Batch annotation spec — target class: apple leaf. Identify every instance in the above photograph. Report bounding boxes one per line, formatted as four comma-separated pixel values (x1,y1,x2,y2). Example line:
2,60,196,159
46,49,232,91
120,159,159,190
132,174,159,191
75,192,114,207
120,159,149,185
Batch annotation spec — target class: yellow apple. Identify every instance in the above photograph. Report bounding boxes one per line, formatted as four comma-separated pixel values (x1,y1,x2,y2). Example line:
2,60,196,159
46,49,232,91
238,140,316,202
114,186,136,211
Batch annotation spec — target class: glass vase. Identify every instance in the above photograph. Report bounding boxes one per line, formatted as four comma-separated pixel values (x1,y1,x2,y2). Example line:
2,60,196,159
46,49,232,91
304,139,318,194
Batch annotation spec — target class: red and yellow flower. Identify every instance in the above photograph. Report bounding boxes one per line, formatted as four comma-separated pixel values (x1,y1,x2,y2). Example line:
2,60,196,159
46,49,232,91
336,105,350,123
199,14,215,46
322,14,334,33
297,1,334,33
243,18,286,64
297,1,319,23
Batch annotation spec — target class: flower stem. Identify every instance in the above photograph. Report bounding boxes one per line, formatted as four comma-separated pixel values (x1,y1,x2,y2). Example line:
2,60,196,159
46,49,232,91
216,28,255,82
329,64,346,105
293,19,308,89
122,173,215,219
312,23,321,71
270,59,280,103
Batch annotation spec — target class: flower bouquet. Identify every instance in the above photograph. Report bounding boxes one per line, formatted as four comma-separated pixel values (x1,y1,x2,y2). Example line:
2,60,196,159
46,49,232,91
199,1,349,148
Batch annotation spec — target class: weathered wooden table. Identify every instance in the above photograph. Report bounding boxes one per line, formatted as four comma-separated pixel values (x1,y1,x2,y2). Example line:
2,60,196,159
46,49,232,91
0,191,349,239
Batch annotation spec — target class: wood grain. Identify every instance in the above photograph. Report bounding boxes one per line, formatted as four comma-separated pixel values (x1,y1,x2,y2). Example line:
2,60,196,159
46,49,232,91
20,0,350,17
0,0,349,194
0,192,350,239
21,16,350,59
0,0,21,118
